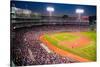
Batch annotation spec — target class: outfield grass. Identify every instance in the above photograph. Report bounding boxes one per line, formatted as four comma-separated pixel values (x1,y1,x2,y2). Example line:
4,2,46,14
44,32,96,61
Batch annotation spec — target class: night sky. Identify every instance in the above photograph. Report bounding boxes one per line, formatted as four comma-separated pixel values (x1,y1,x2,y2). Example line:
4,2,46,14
11,0,96,16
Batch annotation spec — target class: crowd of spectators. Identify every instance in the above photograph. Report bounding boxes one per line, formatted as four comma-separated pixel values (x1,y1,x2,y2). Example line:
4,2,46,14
11,25,86,66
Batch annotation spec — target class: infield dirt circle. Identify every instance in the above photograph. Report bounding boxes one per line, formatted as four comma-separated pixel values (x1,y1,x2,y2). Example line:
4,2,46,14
58,32,90,48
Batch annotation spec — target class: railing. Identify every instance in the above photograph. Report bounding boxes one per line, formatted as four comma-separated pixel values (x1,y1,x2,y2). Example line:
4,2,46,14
11,18,89,23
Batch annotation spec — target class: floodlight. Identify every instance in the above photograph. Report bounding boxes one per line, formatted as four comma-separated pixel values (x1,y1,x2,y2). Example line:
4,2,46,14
76,9,84,14
46,7,54,12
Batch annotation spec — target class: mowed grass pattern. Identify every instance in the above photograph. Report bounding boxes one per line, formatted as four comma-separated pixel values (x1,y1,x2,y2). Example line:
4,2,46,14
44,32,96,61
52,33,78,41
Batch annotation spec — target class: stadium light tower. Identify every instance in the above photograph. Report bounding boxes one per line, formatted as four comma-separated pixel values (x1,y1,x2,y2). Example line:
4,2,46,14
76,9,84,22
46,6,54,16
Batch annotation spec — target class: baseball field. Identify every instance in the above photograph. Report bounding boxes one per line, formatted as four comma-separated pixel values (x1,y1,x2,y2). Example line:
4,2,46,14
40,31,96,62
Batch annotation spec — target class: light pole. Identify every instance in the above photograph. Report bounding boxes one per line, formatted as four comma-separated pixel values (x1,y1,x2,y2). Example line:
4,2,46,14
46,6,54,17
76,9,84,31
76,9,84,22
